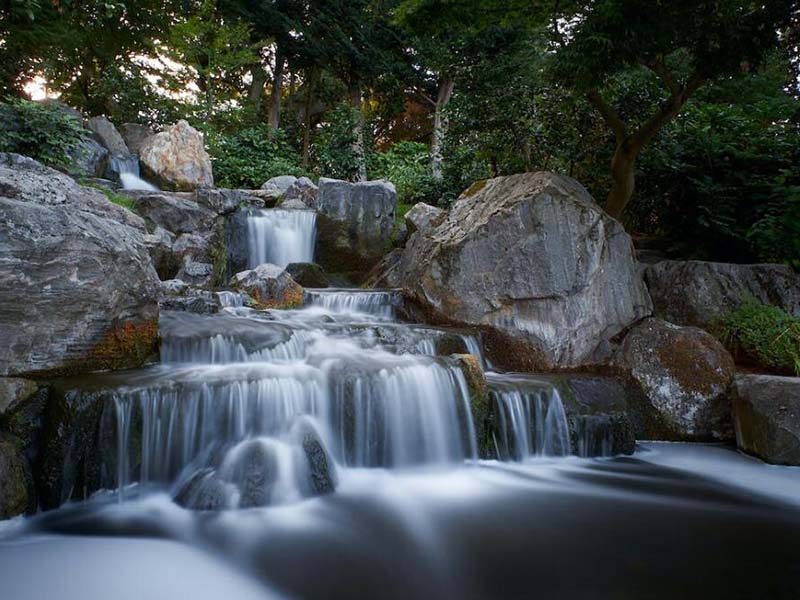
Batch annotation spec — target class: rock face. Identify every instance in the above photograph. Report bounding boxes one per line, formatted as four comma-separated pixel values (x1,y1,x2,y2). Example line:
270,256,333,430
286,262,330,288
0,153,160,376
395,173,652,369
159,279,220,314
644,260,800,327
139,120,214,191
733,374,800,465
130,191,217,235
229,264,303,309
262,175,297,193
617,318,735,441
69,137,109,178
281,177,318,207
87,116,130,156
314,178,397,277
119,123,155,156
0,433,32,518
405,202,444,236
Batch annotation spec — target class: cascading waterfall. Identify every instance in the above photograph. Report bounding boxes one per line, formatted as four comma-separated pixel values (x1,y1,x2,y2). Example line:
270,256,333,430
304,288,400,319
248,209,317,268
110,155,159,191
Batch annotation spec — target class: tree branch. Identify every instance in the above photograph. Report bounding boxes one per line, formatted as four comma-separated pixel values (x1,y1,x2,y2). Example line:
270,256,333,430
586,90,626,143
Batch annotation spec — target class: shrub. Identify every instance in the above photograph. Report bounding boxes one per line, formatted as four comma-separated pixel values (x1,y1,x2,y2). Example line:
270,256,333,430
313,103,364,181
715,300,800,375
370,141,446,206
0,97,88,170
206,125,305,188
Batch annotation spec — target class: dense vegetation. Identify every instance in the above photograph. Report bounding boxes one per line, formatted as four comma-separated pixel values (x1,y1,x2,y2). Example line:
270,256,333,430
1,0,797,264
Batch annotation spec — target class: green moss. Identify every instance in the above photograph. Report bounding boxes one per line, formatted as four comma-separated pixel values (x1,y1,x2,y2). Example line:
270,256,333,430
209,221,228,288
453,354,493,457
462,179,488,198
86,184,136,211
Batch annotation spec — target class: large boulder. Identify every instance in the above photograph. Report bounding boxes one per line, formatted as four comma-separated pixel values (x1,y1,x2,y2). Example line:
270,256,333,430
129,191,217,234
314,178,396,277
405,202,444,236
119,123,155,156
229,264,303,309
616,318,735,441
87,116,130,156
68,136,109,178
261,175,297,194
394,173,652,370
733,374,800,465
286,262,330,288
139,120,214,191
644,260,800,328
0,153,160,376
280,176,318,208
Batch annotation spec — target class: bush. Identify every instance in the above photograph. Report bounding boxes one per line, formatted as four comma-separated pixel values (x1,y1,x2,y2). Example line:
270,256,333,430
715,300,800,375
0,97,88,170
206,125,305,188
370,141,447,206
313,103,364,181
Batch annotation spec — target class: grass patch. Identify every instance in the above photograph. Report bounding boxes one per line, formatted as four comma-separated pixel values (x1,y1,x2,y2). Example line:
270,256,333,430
714,299,800,375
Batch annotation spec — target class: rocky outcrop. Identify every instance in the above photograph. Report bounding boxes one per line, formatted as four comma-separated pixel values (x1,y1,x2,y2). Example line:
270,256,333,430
393,173,652,370
314,178,397,278
405,202,444,236
733,374,800,465
139,120,213,191
644,260,800,328
0,153,160,376
175,261,215,288
229,264,303,309
616,318,735,441
129,191,217,235
87,116,130,156
286,262,330,288
68,137,109,178
119,123,155,156
0,433,32,518
159,279,220,314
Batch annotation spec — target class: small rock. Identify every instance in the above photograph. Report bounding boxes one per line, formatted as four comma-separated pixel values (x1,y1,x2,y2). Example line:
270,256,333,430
176,261,214,288
229,264,303,309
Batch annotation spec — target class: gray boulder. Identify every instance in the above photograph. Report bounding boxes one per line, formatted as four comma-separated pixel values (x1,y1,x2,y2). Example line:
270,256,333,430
130,191,217,234
616,318,735,441
395,173,652,370
405,202,444,236
644,260,800,328
733,374,800,465
194,188,242,215
261,175,297,193
279,197,310,210
286,262,330,288
139,120,214,191
0,153,160,376
315,178,397,277
159,279,220,314
229,264,303,309
119,123,155,156
237,188,283,208
281,176,318,207
68,136,109,178
176,261,215,288
87,115,130,155
143,226,178,280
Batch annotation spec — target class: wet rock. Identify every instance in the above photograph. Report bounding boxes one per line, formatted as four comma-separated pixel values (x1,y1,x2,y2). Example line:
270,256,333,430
175,261,214,288
229,264,303,309
87,116,130,155
644,260,800,328
224,439,280,508
314,178,397,278
130,191,217,234
143,226,178,279
119,123,155,156
395,173,652,370
452,354,491,457
68,137,109,178
224,208,252,277
0,378,48,463
733,374,800,465
0,154,160,377
286,262,330,288
139,120,214,191
616,318,735,441
175,471,231,511
298,424,337,495
405,202,444,236
281,176,318,208
0,378,39,417
365,249,403,289
0,433,33,518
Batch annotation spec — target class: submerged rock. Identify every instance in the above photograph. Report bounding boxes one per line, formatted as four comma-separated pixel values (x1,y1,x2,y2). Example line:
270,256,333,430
297,422,337,495
394,172,652,370
616,318,735,441
139,120,214,191
229,264,303,309
733,374,800,465
314,178,397,278
0,154,160,376
644,260,800,328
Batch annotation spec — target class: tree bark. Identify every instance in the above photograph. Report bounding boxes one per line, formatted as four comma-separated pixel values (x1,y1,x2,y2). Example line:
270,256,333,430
248,63,267,112
431,78,454,180
605,144,637,219
268,47,285,130
349,83,367,182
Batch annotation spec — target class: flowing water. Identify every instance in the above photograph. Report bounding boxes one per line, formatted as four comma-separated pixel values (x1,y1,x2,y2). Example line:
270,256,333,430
2,219,800,599
247,209,317,268
111,155,159,191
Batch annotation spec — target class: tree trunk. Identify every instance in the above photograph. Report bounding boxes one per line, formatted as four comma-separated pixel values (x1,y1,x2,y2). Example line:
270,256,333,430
248,64,267,112
302,71,317,170
605,143,638,219
268,48,285,130
431,78,454,180
349,83,367,182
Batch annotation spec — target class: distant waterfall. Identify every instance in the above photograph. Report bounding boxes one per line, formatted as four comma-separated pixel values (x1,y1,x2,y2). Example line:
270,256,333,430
248,209,317,268
110,155,159,191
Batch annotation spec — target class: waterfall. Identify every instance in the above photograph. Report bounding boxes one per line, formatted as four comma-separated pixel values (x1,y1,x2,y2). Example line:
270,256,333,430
248,209,317,268
216,291,246,308
304,288,400,319
487,376,571,460
109,155,159,191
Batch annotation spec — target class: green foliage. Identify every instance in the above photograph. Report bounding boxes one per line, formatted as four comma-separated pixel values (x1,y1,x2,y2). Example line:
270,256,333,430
370,141,443,205
0,97,87,169
715,300,800,375
206,125,305,188
313,103,364,181
97,187,136,211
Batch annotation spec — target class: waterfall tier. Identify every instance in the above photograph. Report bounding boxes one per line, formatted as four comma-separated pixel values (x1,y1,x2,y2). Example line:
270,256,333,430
248,209,317,268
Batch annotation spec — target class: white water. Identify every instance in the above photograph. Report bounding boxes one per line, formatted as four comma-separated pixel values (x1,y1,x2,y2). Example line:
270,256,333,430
112,155,159,191
248,209,317,268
